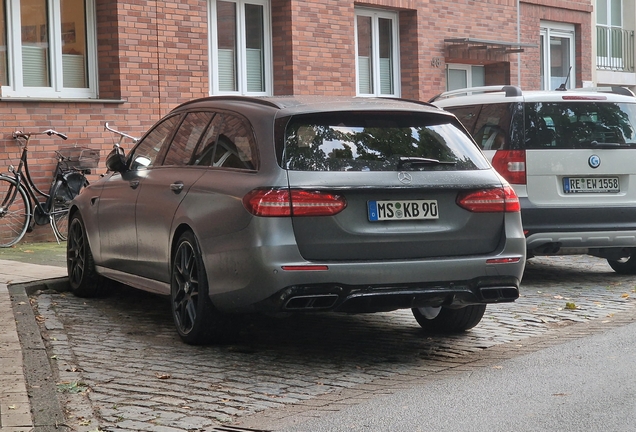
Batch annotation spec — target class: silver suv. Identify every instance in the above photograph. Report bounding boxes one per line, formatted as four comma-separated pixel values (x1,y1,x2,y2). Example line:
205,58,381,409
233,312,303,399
433,85,636,274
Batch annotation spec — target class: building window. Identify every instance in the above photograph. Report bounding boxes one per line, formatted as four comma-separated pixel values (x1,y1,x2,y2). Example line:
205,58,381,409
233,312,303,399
540,22,575,90
355,8,400,97
209,0,271,95
446,64,485,91
597,0,626,70
0,0,97,98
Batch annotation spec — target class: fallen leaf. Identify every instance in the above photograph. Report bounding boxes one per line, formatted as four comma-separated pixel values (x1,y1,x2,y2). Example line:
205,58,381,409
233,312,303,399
553,393,569,397
564,302,577,310
621,293,630,299
492,365,503,369
8,405,15,409
554,295,564,300
155,373,171,379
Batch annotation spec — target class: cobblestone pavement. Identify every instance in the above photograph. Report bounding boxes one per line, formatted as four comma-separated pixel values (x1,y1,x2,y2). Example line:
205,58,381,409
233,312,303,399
29,255,636,432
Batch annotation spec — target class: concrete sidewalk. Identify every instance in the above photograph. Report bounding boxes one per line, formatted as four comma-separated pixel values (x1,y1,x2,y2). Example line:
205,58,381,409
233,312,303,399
1,259,67,431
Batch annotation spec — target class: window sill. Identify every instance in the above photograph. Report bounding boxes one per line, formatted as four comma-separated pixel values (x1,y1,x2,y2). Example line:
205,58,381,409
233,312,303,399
0,97,127,104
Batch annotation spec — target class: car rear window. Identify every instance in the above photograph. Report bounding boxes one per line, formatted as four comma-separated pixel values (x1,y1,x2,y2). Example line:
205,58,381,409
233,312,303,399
281,112,490,172
524,102,636,149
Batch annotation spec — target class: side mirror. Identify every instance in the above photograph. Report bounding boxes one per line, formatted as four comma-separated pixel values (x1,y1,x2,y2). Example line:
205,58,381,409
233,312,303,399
106,147,127,173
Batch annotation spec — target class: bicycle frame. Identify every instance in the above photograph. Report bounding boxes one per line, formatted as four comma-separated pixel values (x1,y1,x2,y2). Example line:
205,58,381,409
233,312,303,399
10,130,68,219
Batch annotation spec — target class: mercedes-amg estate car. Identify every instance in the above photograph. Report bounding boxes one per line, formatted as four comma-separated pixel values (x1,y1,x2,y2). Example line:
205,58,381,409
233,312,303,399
433,85,636,274
67,96,526,344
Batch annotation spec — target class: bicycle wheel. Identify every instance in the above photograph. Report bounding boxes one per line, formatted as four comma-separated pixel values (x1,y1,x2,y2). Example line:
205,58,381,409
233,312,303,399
50,173,88,242
0,176,31,247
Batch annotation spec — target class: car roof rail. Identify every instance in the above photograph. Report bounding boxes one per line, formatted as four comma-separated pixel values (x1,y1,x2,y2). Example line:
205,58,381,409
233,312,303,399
429,85,523,102
567,86,635,97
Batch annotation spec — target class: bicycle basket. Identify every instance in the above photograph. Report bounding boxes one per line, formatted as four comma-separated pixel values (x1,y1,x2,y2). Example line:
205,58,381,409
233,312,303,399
57,146,101,170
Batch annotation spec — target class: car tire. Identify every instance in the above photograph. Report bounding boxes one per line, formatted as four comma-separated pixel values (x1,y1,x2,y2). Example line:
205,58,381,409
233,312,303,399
607,248,636,274
171,231,232,345
67,212,105,297
412,304,486,332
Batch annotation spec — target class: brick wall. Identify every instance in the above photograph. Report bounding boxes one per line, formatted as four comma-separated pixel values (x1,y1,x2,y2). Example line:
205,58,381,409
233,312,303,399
0,0,592,242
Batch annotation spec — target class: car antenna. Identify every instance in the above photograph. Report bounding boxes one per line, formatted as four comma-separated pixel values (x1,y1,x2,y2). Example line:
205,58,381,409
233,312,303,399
555,66,572,91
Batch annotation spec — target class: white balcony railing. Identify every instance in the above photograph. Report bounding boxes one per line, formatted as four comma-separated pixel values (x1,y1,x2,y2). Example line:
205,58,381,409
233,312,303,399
597,26,634,72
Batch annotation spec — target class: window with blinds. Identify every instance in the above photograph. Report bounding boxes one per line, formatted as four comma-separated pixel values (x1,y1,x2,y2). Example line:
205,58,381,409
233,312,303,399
355,8,399,97
1,0,96,98
211,0,270,95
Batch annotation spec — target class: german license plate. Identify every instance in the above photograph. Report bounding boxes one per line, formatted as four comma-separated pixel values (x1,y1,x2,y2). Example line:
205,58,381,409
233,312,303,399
563,177,619,193
368,200,439,221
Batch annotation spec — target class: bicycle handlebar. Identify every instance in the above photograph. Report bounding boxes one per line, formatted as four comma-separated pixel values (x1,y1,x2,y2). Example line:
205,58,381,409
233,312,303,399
104,122,139,144
13,129,68,140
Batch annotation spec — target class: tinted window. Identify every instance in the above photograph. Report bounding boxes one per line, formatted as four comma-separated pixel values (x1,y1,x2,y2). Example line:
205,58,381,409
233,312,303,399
129,115,181,170
191,113,257,170
192,114,223,166
447,103,514,151
524,102,636,149
163,112,214,166
282,112,490,171
214,114,257,169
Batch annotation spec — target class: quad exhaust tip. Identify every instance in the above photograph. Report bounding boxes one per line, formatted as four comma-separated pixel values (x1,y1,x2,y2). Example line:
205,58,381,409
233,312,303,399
284,294,339,310
479,286,519,301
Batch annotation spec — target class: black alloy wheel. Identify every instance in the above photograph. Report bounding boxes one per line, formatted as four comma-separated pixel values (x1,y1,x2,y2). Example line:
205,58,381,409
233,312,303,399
67,212,103,297
171,231,228,345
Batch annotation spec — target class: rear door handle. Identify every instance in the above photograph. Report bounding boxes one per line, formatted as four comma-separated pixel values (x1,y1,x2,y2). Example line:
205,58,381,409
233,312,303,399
170,181,185,194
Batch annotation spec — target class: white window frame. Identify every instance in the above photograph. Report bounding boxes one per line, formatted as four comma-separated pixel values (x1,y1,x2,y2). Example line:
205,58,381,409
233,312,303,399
2,0,98,99
446,64,485,91
354,7,400,98
540,21,576,91
208,0,272,96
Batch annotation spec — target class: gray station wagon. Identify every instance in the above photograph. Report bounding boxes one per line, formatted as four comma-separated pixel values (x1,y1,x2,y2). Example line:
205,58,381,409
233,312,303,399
67,96,526,344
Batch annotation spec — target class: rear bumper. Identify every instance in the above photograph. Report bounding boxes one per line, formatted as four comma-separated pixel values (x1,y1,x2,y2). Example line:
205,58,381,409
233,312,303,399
521,199,636,251
253,276,520,314
202,215,526,313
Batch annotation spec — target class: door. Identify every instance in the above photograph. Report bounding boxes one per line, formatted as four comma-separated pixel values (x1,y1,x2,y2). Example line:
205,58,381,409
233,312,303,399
135,111,215,284
98,114,181,273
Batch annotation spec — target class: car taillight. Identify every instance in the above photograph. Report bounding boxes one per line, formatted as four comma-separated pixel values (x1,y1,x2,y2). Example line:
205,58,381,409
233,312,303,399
243,188,347,217
457,186,520,213
491,150,526,185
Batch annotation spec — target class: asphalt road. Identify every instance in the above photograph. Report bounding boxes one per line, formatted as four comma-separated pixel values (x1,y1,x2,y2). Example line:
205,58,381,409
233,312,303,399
277,319,636,432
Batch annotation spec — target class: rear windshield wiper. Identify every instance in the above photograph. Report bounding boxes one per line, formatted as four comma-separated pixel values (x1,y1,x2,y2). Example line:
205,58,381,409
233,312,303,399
589,140,623,148
397,156,457,169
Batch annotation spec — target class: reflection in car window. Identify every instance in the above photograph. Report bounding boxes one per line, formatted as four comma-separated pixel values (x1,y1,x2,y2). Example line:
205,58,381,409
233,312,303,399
449,103,514,151
193,113,257,170
192,114,223,166
163,112,214,166
130,115,181,170
282,113,490,171
524,102,636,149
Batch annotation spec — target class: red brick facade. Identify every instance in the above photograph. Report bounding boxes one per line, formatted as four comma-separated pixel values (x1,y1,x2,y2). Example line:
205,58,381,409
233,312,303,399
0,0,593,242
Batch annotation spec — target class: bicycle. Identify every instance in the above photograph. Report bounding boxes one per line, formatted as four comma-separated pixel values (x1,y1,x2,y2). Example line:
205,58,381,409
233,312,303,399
0,129,100,247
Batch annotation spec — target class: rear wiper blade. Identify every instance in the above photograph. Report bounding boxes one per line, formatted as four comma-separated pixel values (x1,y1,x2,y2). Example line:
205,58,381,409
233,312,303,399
398,156,457,169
